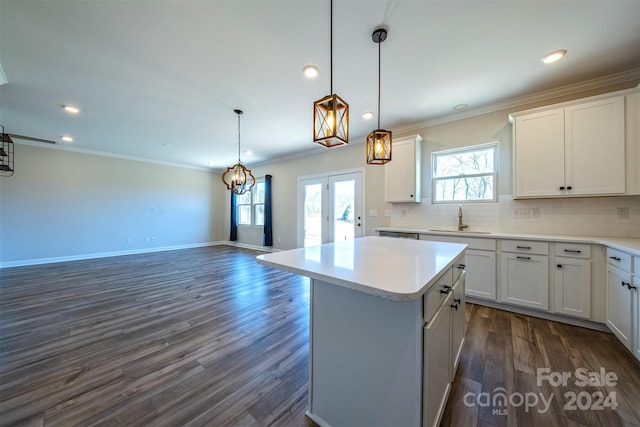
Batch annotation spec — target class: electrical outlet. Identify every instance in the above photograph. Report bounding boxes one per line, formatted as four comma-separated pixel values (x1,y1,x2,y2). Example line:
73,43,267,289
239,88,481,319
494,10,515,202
531,208,540,219
617,207,629,219
369,209,378,217
512,207,530,219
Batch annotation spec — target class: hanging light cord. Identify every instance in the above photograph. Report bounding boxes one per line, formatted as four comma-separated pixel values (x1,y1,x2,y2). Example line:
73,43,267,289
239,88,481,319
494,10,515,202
377,37,381,130
330,0,333,95
237,113,241,163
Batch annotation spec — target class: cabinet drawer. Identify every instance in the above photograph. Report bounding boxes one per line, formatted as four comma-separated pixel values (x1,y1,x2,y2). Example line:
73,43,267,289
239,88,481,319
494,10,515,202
607,248,632,272
555,243,591,259
452,257,465,284
424,267,453,323
502,240,549,255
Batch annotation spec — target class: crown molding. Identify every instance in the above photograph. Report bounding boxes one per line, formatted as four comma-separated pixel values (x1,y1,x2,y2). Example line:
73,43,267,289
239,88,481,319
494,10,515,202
394,68,640,134
12,137,215,172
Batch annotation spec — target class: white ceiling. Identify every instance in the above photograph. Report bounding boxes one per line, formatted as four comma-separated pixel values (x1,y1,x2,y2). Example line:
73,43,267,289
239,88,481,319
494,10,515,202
1,0,639,170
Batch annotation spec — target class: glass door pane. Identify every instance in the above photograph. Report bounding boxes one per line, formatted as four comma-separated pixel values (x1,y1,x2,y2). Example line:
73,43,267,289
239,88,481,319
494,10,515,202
303,182,323,247
329,172,362,242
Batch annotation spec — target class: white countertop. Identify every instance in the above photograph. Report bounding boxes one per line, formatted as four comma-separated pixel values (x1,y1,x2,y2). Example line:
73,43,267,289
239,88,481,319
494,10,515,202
375,227,640,256
256,236,467,301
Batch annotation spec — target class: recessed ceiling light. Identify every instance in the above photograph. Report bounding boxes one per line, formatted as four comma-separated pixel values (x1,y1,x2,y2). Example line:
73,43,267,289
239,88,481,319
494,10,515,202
207,161,214,166
542,49,567,64
162,143,171,148
244,149,253,156
452,103,469,112
61,135,73,142
362,112,374,120
63,105,80,114
303,65,319,79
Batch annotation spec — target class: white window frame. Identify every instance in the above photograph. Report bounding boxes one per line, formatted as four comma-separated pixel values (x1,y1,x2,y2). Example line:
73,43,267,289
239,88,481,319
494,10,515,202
237,178,265,227
431,142,499,204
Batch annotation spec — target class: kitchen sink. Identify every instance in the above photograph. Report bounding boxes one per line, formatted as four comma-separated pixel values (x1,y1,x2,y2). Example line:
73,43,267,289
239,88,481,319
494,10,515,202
428,229,492,234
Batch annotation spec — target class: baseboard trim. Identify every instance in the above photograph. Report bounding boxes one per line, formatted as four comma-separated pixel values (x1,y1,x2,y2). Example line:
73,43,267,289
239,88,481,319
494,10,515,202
224,241,279,253
467,297,610,332
0,241,228,269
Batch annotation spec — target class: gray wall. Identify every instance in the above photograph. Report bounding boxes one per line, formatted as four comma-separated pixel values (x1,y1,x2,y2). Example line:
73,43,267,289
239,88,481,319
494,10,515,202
0,144,225,266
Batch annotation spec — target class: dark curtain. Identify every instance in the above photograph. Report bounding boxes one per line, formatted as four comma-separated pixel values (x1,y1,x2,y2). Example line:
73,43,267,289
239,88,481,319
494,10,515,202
230,191,237,241
263,174,273,246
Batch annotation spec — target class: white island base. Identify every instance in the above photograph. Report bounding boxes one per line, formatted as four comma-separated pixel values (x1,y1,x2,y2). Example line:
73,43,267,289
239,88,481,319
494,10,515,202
256,237,467,427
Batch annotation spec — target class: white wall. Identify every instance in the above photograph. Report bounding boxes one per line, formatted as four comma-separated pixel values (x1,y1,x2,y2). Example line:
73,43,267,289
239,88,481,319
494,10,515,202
0,144,226,266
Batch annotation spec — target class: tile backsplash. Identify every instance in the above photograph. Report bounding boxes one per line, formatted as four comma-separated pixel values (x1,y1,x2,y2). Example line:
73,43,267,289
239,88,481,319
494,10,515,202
390,195,640,238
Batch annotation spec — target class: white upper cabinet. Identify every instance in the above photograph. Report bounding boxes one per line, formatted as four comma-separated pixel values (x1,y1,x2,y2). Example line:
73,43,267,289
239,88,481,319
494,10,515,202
511,91,631,199
565,97,625,196
385,135,422,203
513,107,565,197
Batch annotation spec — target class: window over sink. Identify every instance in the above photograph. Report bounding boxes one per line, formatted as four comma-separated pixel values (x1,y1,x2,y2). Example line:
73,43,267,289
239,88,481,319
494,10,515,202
432,142,498,203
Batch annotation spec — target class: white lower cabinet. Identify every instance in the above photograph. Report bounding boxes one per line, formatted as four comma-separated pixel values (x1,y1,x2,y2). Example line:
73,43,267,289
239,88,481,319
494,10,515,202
606,263,635,350
554,257,591,319
419,234,496,301
500,251,549,311
450,273,466,377
423,292,452,427
465,249,497,300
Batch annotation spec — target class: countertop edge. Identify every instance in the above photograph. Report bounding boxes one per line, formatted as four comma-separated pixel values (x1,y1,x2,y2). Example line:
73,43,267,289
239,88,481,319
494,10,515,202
374,227,640,256
256,241,466,302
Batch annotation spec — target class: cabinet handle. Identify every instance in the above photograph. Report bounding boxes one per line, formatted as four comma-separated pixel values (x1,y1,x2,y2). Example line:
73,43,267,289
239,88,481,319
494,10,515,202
609,256,621,261
410,194,414,198
628,283,638,290
517,256,531,260
564,249,582,253
557,264,563,268
559,186,565,190
456,264,466,269
516,246,531,250
451,302,459,310
454,298,461,304
621,281,627,287
440,285,451,294
567,186,572,190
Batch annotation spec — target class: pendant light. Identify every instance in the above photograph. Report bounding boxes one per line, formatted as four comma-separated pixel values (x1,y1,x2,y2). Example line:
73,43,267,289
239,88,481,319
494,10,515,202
0,126,15,177
313,0,349,147
366,28,391,165
222,109,255,195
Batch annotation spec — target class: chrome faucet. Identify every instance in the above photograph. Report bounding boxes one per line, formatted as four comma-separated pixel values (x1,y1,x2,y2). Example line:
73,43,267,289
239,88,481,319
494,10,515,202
457,206,468,231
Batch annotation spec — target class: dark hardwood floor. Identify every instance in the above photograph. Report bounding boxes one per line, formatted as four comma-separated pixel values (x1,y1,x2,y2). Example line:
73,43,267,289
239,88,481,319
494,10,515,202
1,245,639,426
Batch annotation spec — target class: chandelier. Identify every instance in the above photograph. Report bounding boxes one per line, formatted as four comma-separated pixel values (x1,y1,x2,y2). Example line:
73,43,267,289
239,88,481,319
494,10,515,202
222,109,255,195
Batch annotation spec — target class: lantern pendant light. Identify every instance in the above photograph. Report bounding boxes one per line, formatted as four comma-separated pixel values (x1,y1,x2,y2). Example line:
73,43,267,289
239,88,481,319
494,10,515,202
313,0,349,147
222,109,256,195
366,28,392,165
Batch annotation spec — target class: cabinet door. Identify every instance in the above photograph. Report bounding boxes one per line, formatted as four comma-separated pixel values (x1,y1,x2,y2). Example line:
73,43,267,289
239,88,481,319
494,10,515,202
500,253,549,310
634,276,640,361
606,264,634,350
513,108,565,197
554,258,591,319
565,96,625,195
464,249,496,300
385,136,421,203
423,295,451,427
450,275,466,379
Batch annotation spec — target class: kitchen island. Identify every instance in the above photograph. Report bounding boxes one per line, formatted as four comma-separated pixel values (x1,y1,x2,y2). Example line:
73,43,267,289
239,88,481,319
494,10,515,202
256,236,467,427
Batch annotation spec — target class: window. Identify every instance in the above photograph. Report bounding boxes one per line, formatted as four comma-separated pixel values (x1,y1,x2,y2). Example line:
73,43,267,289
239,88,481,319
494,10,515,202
236,180,265,226
432,142,498,203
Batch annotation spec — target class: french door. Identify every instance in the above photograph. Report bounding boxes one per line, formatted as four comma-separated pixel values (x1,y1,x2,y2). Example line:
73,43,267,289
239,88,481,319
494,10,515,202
298,171,363,247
